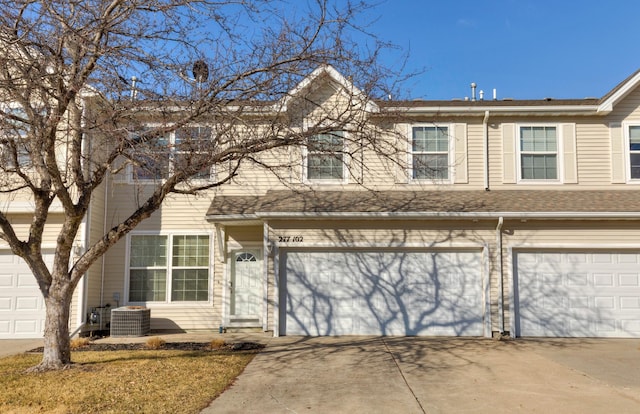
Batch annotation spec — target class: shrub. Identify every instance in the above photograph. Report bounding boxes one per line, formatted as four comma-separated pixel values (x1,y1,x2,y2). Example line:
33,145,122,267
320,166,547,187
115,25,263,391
145,337,166,350
70,337,91,350
209,339,226,350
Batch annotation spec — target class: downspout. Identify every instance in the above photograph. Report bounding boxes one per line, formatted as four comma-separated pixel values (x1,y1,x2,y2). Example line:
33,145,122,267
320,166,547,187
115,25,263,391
496,216,504,335
483,110,490,191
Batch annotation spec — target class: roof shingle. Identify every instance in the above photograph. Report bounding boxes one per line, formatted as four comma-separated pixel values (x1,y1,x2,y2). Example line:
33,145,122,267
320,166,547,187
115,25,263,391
206,190,640,219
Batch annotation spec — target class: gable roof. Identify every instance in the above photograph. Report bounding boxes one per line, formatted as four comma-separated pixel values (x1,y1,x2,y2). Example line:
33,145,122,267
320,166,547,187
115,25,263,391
597,68,640,113
279,64,379,113
206,190,640,222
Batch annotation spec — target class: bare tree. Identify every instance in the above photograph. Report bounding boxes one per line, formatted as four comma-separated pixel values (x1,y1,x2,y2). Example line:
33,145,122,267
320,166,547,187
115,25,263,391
0,0,400,370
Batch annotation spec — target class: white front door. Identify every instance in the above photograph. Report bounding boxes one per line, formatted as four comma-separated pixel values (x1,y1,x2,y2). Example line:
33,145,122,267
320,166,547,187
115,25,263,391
229,250,262,326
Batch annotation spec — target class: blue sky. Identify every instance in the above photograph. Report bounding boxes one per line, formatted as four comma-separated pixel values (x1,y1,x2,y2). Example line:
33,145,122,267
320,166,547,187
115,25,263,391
361,0,640,100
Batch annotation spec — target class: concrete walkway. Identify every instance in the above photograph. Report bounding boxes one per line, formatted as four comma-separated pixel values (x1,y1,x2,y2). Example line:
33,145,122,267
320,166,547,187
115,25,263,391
202,336,640,414
0,339,43,358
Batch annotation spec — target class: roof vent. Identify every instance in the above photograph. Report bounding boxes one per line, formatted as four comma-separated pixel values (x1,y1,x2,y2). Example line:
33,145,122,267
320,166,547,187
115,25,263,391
502,98,514,101
544,97,554,101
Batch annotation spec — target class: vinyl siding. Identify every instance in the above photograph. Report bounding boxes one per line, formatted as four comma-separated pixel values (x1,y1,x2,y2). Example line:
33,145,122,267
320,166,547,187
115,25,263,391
102,183,219,331
82,180,108,321
88,72,640,336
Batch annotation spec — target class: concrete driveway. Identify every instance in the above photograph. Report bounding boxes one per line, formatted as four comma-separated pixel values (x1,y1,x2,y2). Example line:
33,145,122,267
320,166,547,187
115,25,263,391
202,336,640,414
0,339,42,358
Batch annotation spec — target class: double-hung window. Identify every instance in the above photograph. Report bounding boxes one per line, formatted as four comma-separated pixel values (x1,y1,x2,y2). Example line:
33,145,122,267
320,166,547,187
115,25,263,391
130,126,212,182
411,125,450,180
1,106,32,169
628,126,640,180
128,234,210,303
174,126,213,180
131,131,170,181
519,126,558,180
306,131,345,181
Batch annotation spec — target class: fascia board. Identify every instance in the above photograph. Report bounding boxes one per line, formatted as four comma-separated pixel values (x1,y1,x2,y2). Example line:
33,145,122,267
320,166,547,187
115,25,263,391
598,71,640,113
383,105,601,116
252,211,640,220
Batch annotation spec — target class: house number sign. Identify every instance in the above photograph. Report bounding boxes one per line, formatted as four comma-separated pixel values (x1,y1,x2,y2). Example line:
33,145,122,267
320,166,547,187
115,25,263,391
277,236,304,243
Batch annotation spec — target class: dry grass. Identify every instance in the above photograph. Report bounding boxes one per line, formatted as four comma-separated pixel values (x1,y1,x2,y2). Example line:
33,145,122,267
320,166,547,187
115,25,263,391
70,337,91,350
209,338,226,349
144,336,166,350
0,348,256,414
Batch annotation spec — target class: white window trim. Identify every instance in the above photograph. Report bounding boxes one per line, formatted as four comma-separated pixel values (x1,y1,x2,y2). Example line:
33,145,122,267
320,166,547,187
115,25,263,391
124,231,214,306
623,122,640,184
302,129,350,185
515,123,564,184
407,123,455,184
126,123,214,184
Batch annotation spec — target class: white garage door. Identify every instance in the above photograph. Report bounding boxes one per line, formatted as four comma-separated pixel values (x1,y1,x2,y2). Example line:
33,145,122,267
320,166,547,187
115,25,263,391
0,251,52,339
515,251,640,338
281,250,484,336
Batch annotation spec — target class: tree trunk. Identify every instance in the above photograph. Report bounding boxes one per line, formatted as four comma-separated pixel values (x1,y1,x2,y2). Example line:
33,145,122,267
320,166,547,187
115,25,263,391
33,289,73,371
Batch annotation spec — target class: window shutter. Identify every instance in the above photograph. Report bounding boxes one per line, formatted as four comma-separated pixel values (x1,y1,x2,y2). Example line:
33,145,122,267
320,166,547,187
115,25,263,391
453,123,468,184
562,123,577,183
502,123,517,183
395,124,409,183
610,122,625,183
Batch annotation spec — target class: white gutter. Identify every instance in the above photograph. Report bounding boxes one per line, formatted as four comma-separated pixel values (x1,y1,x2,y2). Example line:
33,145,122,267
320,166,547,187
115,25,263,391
483,111,490,191
247,211,640,220
388,105,602,115
496,217,504,335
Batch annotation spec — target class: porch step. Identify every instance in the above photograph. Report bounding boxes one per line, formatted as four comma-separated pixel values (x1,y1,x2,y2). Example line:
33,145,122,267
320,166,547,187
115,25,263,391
224,327,263,333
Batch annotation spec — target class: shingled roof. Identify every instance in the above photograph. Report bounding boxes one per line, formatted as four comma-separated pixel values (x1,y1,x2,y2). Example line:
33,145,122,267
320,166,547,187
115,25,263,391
206,190,640,221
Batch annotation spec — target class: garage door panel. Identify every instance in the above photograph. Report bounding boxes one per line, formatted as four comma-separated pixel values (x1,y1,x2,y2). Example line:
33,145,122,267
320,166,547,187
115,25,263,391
0,250,52,339
621,319,640,332
0,274,12,287
516,251,640,338
0,297,11,311
620,297,640,309
283,250,483,337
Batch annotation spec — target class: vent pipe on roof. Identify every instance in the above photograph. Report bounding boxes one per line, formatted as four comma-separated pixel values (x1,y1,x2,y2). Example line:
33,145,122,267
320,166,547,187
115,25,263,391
471,82,477,101
130,76,138,100
479,90,484,101
493,88,497,100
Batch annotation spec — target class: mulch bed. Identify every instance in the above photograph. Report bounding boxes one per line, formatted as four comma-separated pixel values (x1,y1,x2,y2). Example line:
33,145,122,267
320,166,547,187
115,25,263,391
30,341,265,353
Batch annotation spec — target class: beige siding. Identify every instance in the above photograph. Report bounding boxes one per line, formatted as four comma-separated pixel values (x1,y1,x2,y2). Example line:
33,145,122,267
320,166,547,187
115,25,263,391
90,72,640,337
82,180,108,320
608,86,640,122
100,184,220,331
